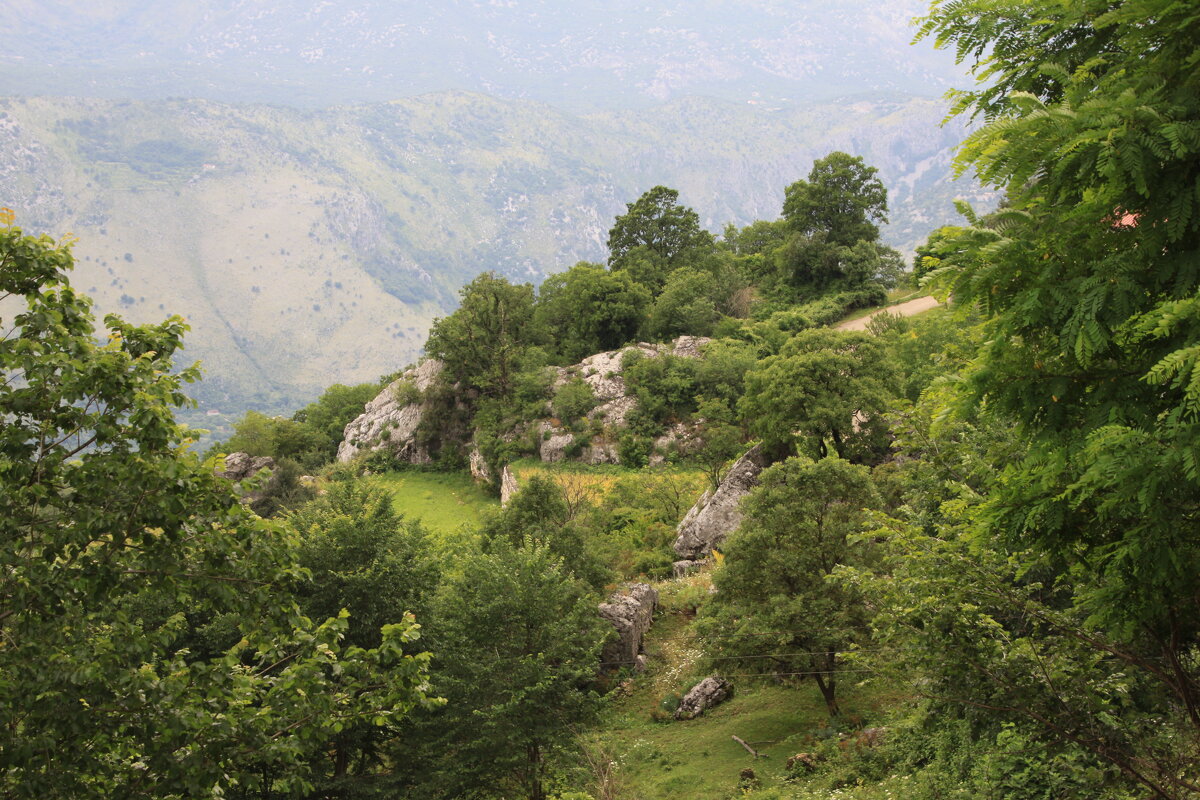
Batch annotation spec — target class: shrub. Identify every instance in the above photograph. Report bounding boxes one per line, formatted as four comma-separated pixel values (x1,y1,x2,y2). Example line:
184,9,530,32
618,432,651,468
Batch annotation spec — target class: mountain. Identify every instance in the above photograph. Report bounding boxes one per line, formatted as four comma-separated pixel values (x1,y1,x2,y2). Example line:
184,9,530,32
0,1,964,110
0,91,994,431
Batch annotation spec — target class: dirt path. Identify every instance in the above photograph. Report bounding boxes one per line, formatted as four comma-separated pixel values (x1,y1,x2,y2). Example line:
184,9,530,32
835,295,942,331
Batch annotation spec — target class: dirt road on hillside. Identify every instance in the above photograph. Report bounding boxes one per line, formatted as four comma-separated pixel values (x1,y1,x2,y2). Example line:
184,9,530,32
835,295,942,331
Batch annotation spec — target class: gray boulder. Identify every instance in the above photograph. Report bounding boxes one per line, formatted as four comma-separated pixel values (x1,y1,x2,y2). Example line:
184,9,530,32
672,444,767,560
337,359,443,463
675,676,733,720
216,452,276,503
217,451,275,482
599,583,658,672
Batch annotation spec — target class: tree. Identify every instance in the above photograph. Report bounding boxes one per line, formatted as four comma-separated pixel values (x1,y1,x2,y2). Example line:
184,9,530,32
290,381,380,461
285,481,442,787
739,328,895,461
425,272,535,400
533,262,651,363
479,474,612,591
916,0,1200,719
645,267,722,340
425,540,606,800
699,456,880,716
782,152,888,248
0,218,433,798
840,2,1200,794
607,185,714,279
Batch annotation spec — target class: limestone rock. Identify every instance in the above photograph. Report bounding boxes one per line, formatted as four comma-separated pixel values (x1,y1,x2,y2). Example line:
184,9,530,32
337,359,442,463
582,440,620,465
216,452,276,503
468,445,492,483
673,444,768,560
674,676,733,720
217,451,276,482
500,464,520,506
539,424,576,463
599,583,658,672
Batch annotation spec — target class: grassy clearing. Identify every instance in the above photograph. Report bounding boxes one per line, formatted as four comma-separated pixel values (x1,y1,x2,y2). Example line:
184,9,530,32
371,470,498,542
583,573,900,800
511,459,705,496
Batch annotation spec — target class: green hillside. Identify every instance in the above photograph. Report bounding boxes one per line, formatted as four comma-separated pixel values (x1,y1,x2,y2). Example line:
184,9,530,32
0,92,991,428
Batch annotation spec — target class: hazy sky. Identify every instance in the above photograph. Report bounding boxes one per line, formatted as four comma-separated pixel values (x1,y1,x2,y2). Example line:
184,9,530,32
0,1,968,109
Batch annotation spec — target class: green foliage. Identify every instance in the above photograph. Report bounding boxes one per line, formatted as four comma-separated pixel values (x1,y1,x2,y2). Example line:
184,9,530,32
219,380,378,471
896,3,1200,791
426,271,536,400
535,262,652,363
783,152,888,248
424,539,607,800
479,475,612,590
698,456,881,716
285,481,443,788
607,185,715,280
646,267,722,340
0,223,433,797
553,376,599,426
740,329,895,461
622,350,700,425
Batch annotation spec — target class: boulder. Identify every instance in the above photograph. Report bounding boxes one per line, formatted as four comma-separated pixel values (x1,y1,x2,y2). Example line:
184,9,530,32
337,359,442,464
673,444,768,560
216,452,276,503
539,424,576,462
217,451,276,482
599,583,658,672
674,676,733,720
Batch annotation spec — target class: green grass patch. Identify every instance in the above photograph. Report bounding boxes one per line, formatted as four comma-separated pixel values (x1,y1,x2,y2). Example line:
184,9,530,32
581,574,901,800
371,470,497,541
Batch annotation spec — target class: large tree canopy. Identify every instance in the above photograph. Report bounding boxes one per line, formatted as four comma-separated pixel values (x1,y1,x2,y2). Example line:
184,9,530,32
0,218,434,797
606,185,714,276
782,151,888,248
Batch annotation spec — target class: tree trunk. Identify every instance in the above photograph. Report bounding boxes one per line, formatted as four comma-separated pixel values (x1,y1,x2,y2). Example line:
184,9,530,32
813,658,840,717
527,743,545,800
333,741,349,780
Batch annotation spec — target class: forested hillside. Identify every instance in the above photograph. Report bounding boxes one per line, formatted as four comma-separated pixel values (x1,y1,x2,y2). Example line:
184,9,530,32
0,92,988,425
2,1,1198,799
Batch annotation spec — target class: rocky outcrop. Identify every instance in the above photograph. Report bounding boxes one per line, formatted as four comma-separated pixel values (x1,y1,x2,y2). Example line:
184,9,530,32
599,583,658,672
218,451,276,482
336,359,443,463
674,676,733,720
673,444,768,560
216,452,276,503
468,444,492,483
551,336,712,431
335,336,713,475
500,464,520,506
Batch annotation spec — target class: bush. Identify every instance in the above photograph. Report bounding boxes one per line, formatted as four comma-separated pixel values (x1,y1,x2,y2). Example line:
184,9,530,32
618,432,651,468
552,377,597,425
391,378,423,406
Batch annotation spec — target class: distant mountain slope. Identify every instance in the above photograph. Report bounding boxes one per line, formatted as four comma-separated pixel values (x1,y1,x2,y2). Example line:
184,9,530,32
0,92,992,424
0,1,962,109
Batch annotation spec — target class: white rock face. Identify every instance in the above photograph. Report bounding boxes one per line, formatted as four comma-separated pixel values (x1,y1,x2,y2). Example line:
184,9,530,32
336,359,443,463
500,464,520,505
672,444,767,560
